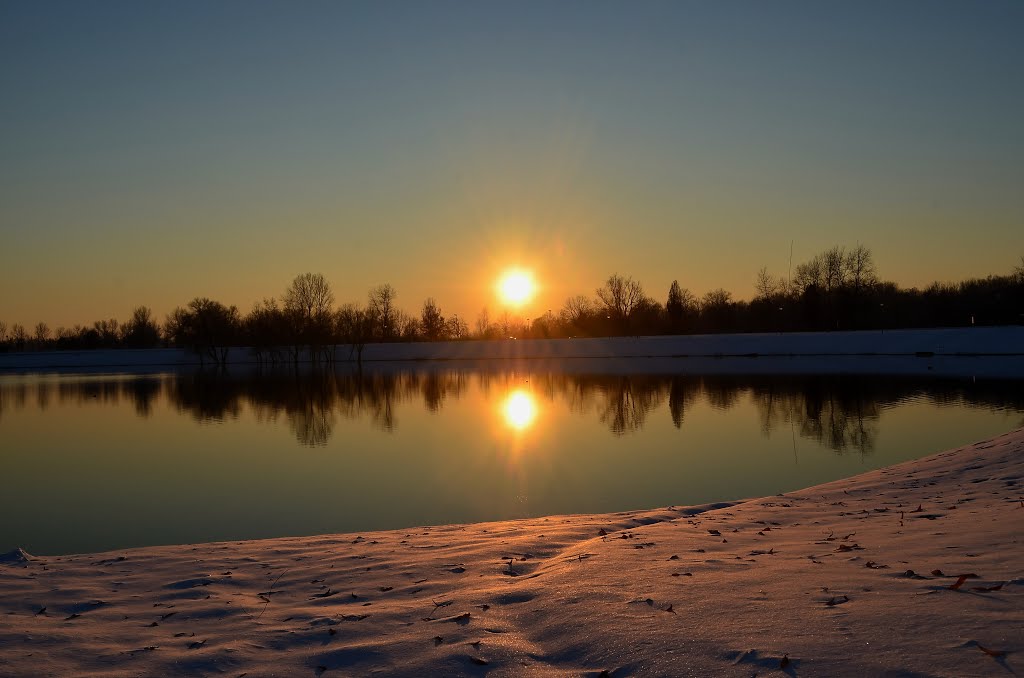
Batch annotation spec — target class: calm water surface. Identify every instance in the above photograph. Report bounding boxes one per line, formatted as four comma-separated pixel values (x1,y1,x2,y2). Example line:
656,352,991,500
2,364,1022,555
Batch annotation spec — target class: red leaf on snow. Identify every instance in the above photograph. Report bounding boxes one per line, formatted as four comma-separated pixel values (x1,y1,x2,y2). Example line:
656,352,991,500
978,644,1006,658
948,574,980,590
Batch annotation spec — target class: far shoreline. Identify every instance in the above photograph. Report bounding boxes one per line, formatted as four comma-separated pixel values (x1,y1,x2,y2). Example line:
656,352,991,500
2,326,1023,375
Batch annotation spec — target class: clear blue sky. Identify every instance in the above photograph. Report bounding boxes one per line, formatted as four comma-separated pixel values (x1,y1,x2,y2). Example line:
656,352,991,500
2,1,1022,327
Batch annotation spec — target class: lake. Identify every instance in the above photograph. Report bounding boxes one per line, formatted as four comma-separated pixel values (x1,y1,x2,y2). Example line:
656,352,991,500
2,362,1022,555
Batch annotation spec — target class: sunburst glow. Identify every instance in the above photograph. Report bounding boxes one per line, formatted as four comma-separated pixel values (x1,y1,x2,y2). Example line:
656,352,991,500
497,269,536,306
502,389,537,431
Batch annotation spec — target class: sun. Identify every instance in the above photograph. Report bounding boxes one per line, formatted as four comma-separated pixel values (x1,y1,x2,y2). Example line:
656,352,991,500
502,389,537,431
497,269,536,307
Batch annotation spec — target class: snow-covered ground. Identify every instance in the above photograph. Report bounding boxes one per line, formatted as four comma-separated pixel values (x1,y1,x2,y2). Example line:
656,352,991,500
1,326,1022,371
1,428,1021,677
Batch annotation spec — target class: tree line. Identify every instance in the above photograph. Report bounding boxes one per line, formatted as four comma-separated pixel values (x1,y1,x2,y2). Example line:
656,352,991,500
1,248,1022,361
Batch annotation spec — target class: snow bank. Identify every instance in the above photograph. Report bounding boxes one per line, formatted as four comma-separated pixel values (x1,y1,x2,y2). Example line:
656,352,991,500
1,428,1021,676
1,326,1022,371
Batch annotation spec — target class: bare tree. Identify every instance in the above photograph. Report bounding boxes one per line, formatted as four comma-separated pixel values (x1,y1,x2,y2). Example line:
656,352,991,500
368,284,398,340
446,314,468,339
122,306,161,348
10,323,27,350
821,246,847,292
701,288,732,310
397,311,420,340
283,273,335,323
843,244,877,292
336,303,375,363
244,298,287,364
420,298,446,340
754,267,784,300
700,288,735,331
93,318,120,347
475,308,491,339
170,298,240,366
560,295,592,328
793,255,824,294
0,321,7,345
1012,254,1024,283
164,308,189,347
34,322,51,347
283,273,335,361
596,274,644,332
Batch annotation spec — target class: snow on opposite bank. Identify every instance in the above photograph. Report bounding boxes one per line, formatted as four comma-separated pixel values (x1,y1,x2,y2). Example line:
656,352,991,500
1,325,1023,371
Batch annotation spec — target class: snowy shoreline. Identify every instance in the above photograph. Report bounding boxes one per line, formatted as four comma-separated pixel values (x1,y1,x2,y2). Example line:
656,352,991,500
1,428,1021,676
1,325,1023,372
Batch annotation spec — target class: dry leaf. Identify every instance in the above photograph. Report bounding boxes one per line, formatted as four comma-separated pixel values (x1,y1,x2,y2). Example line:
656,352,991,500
977,644,1006,658
948,574,980,591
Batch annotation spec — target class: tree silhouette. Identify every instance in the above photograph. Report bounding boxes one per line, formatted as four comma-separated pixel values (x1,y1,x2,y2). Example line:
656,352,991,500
167,298,240,366
10,324,27,351
93,318,120,347
843,245,877,293
284,273,334,322
336,303,374,363
33,322,51,348
560,295,592,334
244,298,288,364
283,273,335,362
822,246,847,292
420,298,446,340
700,288,734,331
368,284,398,340
445,314,468,339
666,281,697,333
121,306,161,348
397,310,420,340
7,243,1023,354
596,274,644,333
475,308,492,339
754,267,786,301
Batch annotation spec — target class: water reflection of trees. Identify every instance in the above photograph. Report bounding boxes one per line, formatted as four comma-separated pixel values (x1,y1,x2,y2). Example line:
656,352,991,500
750,378,880,454
1,371,1022,450
166,370,470,445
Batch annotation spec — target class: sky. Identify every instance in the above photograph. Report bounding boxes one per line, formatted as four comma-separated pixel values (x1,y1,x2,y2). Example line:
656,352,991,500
1,0,1022,328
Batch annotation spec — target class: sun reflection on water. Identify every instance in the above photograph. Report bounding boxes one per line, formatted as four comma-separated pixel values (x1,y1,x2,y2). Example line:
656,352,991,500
502,389,537,431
